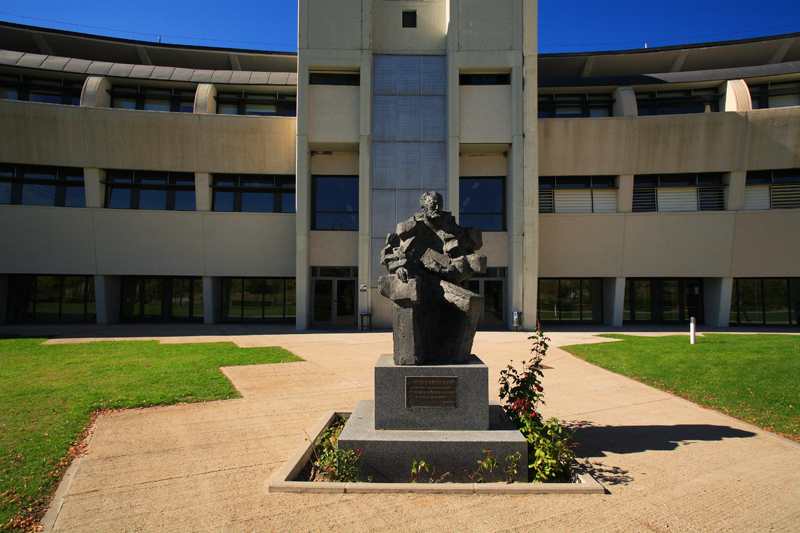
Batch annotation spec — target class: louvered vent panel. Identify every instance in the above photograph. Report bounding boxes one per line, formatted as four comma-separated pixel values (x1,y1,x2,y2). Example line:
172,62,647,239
657,187,697,212
632,188,656,212
698,187,725,211
592,190,617,213
539,190,554,213
743,186,770,210
554,190,592,213
771,183,800,209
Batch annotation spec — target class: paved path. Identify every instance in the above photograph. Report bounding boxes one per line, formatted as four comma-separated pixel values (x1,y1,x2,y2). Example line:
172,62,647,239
4,325,797,532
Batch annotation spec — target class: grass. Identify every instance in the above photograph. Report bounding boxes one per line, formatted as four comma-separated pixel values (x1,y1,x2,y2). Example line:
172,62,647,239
561,334,800,443
0,336,301,532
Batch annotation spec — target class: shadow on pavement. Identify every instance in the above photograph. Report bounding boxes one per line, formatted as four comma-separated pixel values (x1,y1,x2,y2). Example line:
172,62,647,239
573,423,757,457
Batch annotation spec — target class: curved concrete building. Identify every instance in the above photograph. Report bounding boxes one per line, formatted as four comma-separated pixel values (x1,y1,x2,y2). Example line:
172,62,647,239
1,0,799,331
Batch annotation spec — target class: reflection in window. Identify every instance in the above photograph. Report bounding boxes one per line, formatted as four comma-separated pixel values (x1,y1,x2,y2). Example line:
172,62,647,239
0,74,83,105
5,275,95,323
537,279,602,323
0,164,85,207
730,278,800,326
212,174,295,213
460,177,505,231
539,93,613,118
215,92,296,116
624,278,703,323
221,278,296,323
750,82,800,109
636,88,720,115
120,277,202,322
108,86,194,113
104,170,195,210
312,176,358,230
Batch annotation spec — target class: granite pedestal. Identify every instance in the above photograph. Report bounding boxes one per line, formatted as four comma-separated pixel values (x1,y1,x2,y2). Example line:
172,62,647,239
338,355,528,483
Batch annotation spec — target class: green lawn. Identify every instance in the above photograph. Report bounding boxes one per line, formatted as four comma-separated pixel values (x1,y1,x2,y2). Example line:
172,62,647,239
561,334,800,443
0,336,301,532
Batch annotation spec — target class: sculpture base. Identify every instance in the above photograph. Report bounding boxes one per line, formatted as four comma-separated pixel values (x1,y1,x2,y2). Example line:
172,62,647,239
338,400,528,483
374,354,489,431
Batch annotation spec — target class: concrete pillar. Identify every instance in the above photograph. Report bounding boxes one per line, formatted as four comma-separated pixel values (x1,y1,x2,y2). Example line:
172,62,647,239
612,87,637,117
194,84,218,114
719,80,752,112
94,275,121,324
704,277,733,327
80,76,111,108
507,60,525,330
0,274,8,324
295,54,311,330
447,51,460,217
195,172,213,211
725,171,747,211
521,0,539,331
83,168,105,208
617,175,634,213
203,276,221,324
357,52,372,327
603,277,626,326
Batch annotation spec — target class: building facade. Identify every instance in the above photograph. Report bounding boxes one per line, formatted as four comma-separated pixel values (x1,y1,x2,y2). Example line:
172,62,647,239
1,0,799,330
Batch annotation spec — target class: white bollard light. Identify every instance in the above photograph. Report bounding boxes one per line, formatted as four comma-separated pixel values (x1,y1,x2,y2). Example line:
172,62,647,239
690,316,696,345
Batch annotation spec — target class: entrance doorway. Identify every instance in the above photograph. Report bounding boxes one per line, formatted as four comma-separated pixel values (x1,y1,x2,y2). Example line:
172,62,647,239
467,268,506,329
624,278,704,324
311,267,357,329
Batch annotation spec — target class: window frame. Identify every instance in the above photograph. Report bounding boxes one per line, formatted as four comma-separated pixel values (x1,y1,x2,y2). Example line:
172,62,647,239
0,164,85,207
459,176,507,231
211,174,296,213
538,93,614,118
103,170,196,211
749,81,800,109
0,74,83,105
636,88,720,116
107,85,195,113
214,91,297,116
311,175,359,231
309,73,360,86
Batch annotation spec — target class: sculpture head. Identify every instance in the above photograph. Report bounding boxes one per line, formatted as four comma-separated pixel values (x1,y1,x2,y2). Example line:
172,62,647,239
420,191,444,221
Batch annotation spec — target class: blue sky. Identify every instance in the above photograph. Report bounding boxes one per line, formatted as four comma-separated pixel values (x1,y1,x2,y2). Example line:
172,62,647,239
1,1,799,54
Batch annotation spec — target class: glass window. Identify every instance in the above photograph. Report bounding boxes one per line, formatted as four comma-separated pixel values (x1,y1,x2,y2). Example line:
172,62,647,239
764,279,790,325
539,93,613,118
211,174,295,213
637,89,720,116
104,171,194,210
120,277,201,322
309,73,360,86
662,280,680,321
6,275,94,323
215,92,296,116
313,176,359,230
634,280,652,322
0,165,85,208
109,86,195,113
221,277,296,323
459,177,505,231
738,279,763,324
0,75,82,106
538,279,602,323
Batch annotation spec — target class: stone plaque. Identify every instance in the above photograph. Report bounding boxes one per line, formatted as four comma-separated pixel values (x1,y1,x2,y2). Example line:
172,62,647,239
405,377,457,408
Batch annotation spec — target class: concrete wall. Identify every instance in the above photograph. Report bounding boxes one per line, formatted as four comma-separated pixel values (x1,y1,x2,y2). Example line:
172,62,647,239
0,100,296,174
371,0,447,53
455,0,520,52
309,231,360,266
459,85,512,143
539,209,800,279
539,107,800,176
0,206,297,277
308,85,360,146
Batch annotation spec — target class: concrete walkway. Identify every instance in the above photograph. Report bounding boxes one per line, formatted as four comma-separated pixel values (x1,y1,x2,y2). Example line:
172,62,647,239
4,325,798,532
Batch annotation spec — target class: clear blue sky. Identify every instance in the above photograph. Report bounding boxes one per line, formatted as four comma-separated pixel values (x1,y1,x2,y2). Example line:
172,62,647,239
1,1,799,54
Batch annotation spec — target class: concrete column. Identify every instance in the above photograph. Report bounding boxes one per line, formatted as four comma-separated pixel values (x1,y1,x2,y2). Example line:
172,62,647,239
195,172,213,211
194,84,218,114
719,80,752,112
725,171,747,211
83,168,105,208
704,277,733,327
0,274,8,324
358,52,372,325
521,0,539,330
296,136,312,331
617,175,634,213
611,87,637,117
603,277,626,326
202,276,221,324
507,60,525,330
80,76,111,108
447,51,460,217
94,275,121,324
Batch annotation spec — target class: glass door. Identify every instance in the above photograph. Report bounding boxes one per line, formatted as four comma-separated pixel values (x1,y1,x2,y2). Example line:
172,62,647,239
467,278,506,329
311,267,358,329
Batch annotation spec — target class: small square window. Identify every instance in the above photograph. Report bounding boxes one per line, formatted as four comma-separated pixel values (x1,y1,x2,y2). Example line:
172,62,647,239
402,10,417,28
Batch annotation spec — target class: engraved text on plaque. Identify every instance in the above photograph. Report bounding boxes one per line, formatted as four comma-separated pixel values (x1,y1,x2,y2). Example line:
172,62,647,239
406,377,458,408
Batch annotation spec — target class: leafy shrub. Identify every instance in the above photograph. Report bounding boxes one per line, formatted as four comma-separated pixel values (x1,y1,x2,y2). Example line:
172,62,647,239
499,324,576,483
309,416,362,482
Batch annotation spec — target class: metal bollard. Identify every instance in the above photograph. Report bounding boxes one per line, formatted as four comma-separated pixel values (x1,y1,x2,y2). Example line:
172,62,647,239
690,316,696,344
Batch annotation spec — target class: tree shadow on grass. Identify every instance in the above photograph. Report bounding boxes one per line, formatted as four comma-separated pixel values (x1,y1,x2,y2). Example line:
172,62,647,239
572,422,756,458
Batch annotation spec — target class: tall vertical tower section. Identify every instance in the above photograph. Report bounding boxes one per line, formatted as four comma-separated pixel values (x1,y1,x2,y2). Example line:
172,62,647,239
297,0,538,330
